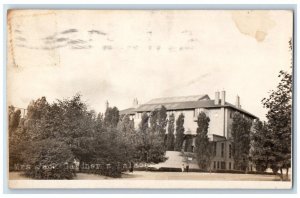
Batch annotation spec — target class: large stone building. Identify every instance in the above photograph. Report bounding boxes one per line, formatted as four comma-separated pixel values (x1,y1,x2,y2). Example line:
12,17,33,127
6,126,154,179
120,91,257,170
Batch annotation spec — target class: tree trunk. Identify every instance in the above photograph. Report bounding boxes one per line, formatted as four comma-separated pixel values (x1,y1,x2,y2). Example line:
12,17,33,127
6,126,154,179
285,167,289,181
280,168,283,181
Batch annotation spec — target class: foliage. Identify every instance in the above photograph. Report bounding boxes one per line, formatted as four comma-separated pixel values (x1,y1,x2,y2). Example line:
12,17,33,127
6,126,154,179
8,106,21,134
166,113,175,151
262,69,292,179
9,94,127,179
149,106,168,143
157,106,168,139
231,112,252,171
250,120,271,172
27,96,49,120
9,94,170,178
136,112,166,163
116,114,137,161
174,113,185,151
195,112,212,170
9,126,28,171
104,107,120,128
23,139,75,179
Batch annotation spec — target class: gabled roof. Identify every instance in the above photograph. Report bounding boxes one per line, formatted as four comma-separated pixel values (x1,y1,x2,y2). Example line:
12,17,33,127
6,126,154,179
119,108,136,115
119,94,257,119
145,94,210,104
136,100,217,112
120,100,257,119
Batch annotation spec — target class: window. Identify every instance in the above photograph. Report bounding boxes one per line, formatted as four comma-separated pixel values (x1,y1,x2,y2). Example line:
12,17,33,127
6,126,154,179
221,162,226,169
213,142,217,156
229,162,231,170
229,144,232,159
213,161,216,169
217,161,219,169
221,143,224,157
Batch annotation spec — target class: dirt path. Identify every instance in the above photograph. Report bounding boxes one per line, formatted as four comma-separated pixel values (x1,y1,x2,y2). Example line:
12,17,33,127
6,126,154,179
9,171,287,181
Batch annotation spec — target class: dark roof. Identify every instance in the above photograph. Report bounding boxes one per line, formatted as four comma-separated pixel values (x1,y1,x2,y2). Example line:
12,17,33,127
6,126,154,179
120,100,257,119
119,108,136,115
145,94,210,104
135,100,217,111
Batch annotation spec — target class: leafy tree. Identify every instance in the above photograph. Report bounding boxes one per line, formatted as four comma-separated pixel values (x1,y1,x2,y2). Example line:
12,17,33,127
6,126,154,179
104,106,120,128
95,113,104,133
149,106,168,140
136,113,150,162
136,112,166,163
23,139,75,179
250,120,271,172
231,112,252,171
195,112,212,170
9,124,28,170
8,107,21,135
166,113,175,151
262,69,292,180
9,94,127,178
149,109,159,131
9,98,50,171
158,106,168,140
117,114,137,161
27,96,49,120
174,113,185,151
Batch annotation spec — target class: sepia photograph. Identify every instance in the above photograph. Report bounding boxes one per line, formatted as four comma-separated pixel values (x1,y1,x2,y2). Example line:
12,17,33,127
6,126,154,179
6,9,293,189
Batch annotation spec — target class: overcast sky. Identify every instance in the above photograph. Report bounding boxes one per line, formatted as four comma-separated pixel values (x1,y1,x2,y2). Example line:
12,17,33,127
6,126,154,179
7,10,293,120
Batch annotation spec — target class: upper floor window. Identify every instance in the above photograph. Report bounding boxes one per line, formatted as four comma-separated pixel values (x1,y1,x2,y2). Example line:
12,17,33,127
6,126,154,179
229,144,232,159
221,143,224,157
213,142,217,156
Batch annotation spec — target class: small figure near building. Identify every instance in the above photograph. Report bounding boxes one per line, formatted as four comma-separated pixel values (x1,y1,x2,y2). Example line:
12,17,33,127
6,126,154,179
129,161,134,173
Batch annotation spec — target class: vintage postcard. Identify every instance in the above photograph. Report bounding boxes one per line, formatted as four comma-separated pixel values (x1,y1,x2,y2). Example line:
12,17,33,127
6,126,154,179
6,10,293,189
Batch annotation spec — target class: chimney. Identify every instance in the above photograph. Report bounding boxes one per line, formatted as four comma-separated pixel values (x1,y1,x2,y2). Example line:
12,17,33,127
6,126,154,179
221,90,226,105
133,98,139,108
235,95,241,109
105,100,109,109
214,91,220,105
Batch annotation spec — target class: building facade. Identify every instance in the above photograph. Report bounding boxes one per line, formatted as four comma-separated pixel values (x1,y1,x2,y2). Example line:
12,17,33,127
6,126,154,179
120,91,257,170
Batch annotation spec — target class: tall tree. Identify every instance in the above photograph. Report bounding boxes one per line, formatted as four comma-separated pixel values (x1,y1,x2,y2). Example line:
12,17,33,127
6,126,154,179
137,113,150,162
95,113,104,133
104,106,120,128
136,112,166,163
9,107,21,134
117,114,137,161
174,113,185,151
166,113,175,151
262,69,292,180
149,106,168,148
195,112,212,170
158,106,168,139
250,120,271,172
27,96,49,120
9,108,26,170
231,112,252,171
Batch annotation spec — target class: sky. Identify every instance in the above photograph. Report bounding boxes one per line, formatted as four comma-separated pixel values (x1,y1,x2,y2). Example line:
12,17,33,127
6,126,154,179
7,10,293,120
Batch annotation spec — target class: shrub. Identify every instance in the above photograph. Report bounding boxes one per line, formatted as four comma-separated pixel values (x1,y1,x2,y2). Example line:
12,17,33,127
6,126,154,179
23,139,76,179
